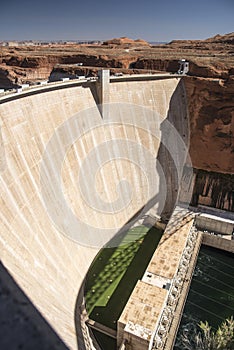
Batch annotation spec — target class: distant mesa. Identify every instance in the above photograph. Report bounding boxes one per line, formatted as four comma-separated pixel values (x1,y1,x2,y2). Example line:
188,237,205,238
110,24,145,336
168,32,234,46
204,32,234,44
103,36,150,47
135,38,150,44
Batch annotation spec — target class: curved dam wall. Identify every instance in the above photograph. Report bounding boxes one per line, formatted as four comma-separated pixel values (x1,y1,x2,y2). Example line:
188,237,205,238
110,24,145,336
0,77,188,349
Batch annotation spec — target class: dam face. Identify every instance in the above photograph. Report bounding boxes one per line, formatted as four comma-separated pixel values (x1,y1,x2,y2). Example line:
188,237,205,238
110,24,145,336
0,76,189,348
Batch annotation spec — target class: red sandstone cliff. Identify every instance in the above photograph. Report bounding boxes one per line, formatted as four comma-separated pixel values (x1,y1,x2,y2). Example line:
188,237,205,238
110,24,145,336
184,76,234,174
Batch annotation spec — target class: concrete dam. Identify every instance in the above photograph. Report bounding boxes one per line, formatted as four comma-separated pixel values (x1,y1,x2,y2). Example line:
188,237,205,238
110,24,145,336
0,73,191,349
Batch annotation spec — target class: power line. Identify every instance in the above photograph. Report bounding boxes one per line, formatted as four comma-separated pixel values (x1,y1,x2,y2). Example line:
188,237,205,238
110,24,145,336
193,265,234,289
193,279,234,298
198,261,234,280
198,270,234,290
190,289,234,311
187,301,224,321
199,251,234,270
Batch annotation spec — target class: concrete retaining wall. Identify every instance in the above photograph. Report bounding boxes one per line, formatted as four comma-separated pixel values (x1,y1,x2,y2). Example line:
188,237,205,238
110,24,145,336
202,233,234,253
195,213,233,235
0,77,186,348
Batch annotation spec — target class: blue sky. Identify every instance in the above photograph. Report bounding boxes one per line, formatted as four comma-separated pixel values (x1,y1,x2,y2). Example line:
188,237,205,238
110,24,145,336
1,0,233,42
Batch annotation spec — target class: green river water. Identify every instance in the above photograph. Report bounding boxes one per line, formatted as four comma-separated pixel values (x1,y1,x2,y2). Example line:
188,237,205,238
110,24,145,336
174,245,234,349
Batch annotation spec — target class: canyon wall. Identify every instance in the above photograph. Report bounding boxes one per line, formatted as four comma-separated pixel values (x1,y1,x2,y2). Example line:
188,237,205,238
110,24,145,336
178,75,233,212
0,53,137,88
184,76,234,174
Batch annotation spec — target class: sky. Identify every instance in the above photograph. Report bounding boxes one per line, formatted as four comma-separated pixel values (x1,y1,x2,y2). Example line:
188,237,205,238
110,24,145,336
0,0,233,42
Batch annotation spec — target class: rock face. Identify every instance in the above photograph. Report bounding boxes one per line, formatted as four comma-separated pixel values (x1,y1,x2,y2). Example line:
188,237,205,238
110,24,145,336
0,52,135,87
184,76,234,174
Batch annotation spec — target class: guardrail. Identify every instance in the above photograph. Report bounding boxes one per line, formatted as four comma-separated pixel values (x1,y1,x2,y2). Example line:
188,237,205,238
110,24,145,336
0,77,95,103
0,72,182,102
150,214,198,350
